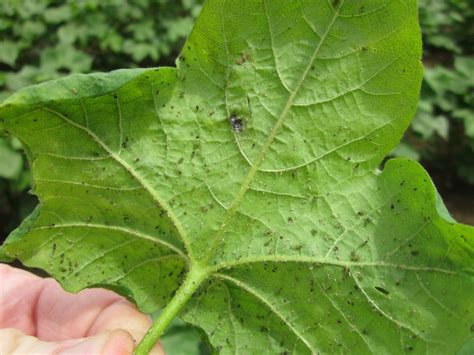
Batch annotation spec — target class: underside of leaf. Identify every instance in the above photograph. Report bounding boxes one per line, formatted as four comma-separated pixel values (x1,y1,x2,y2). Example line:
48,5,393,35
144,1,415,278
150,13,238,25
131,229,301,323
0,0,473,354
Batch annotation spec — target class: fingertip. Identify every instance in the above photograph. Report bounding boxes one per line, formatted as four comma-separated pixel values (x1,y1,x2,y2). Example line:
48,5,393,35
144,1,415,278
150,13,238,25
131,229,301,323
102,329,135,355
104,328,164,355
149,342,166,355
87,298,152,343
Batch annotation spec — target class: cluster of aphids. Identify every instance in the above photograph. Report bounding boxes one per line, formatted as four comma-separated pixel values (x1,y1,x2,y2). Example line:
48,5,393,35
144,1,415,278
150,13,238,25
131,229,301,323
229,114,243,133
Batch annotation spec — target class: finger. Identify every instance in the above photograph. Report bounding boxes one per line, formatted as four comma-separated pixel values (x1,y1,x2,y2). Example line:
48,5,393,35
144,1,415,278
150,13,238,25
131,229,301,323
86,298,150,341
1,264,163,353
0,264,45,335
0,263,125,340
61,329,134,355
0,328,134,355
87,299,164,354
34,278,122,340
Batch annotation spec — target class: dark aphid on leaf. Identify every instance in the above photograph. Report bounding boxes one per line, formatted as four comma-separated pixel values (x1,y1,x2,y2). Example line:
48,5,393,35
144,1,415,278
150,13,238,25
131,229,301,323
374,286,390,296
229,114,243,133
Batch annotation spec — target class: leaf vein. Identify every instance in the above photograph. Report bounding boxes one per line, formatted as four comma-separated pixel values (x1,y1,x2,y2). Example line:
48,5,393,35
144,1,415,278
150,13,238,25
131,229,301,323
212,255,458,275
313,272,374,352
36,178,142,191
414,272,461,319
203,0,343,260
350,272,423,339
213,273,318,353
33,223,187,259
41,106,192,256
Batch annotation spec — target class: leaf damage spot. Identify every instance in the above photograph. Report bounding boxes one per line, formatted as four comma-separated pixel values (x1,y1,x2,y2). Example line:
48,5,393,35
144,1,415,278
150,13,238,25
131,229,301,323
229,114,243,133
236,52,251,65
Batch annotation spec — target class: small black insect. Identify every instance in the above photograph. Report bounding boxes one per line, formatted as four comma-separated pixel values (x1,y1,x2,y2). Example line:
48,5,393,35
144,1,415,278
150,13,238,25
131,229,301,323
229,114,243,132
374,286,390,296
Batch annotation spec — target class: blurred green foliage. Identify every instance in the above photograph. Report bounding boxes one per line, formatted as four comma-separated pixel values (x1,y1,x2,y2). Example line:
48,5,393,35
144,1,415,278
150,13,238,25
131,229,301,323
392,0,474,184
154,314,210,355
0,0,203,100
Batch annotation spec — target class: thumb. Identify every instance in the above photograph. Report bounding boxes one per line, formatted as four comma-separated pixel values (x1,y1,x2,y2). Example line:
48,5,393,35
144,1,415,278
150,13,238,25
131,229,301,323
0,328,134,355
60,329,134,355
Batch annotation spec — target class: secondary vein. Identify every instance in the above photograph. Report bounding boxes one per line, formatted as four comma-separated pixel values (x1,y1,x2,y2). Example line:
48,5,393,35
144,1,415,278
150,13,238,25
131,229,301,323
33,222,187,258
213,272,318,353
41,106,192,256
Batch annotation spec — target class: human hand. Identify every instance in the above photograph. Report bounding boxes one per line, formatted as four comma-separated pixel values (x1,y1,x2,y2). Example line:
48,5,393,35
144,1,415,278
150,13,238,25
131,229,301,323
0,264,164,354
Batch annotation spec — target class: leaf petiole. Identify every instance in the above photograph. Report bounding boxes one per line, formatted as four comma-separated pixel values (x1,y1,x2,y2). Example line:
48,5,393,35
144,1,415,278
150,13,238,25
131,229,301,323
133,264,210,355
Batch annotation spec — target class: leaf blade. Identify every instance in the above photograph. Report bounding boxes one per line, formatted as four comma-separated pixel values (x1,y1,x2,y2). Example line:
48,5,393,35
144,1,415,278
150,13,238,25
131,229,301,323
1,0,473,354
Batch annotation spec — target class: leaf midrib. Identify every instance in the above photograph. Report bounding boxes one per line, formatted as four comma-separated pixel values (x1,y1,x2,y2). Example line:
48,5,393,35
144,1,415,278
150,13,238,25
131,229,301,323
201,0,343,262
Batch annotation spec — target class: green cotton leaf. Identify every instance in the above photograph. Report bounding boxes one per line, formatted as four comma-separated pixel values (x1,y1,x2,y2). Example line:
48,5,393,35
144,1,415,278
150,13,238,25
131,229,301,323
454,57,474,85
0,41,21,66
0,136,23,179
412,112,449,140
40,44,93,74
0,147,22,178
159,317,206,355
164,17,196,42
43,5,73,24
0,1,473,354
123,40,160,62
390,141,420,161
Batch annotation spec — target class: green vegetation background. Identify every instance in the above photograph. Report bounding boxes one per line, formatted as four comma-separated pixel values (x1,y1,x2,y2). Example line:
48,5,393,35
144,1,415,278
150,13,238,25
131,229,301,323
0,0,472,353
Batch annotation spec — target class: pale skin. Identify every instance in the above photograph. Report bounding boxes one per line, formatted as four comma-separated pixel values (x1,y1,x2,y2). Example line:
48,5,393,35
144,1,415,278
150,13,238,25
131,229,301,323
0,264,164,354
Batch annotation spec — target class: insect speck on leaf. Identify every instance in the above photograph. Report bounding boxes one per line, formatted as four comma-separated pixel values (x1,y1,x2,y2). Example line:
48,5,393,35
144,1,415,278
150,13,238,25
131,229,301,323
229,114,243,133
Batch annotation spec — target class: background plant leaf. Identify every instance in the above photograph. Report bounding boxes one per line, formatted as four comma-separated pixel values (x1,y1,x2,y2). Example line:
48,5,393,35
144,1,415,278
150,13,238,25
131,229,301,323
0,0,473,354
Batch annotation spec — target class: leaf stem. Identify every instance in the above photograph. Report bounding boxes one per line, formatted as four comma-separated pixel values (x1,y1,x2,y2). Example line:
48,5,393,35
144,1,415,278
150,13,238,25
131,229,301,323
133,264,210,355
